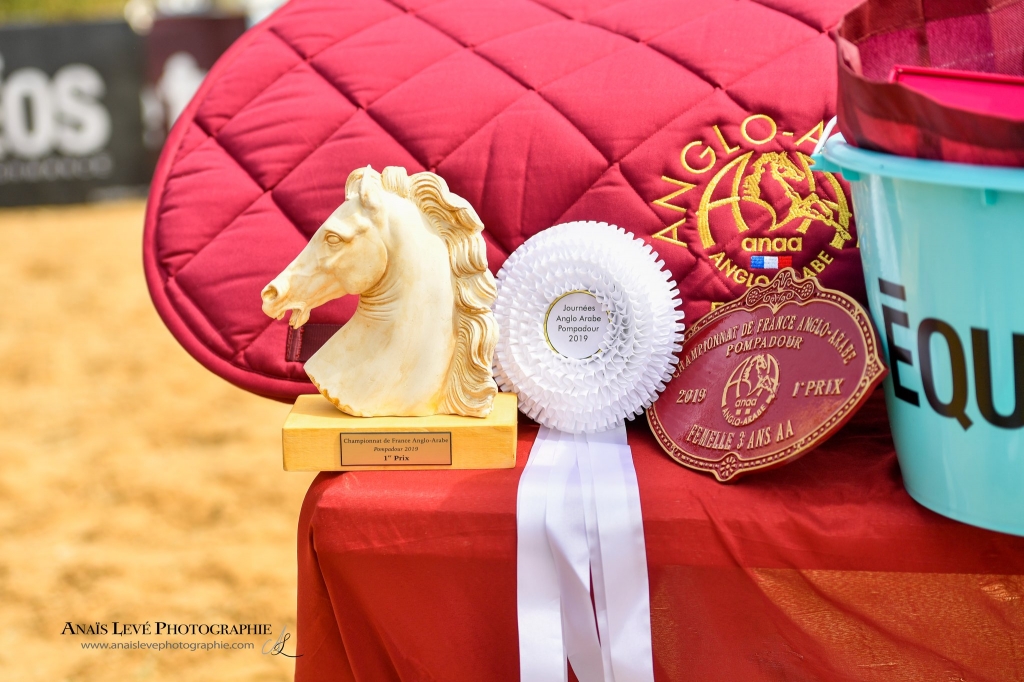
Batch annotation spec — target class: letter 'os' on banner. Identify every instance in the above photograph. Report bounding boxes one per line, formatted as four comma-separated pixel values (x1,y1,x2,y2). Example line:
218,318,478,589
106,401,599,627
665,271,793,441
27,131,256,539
0,22,149,206
0,17,246,207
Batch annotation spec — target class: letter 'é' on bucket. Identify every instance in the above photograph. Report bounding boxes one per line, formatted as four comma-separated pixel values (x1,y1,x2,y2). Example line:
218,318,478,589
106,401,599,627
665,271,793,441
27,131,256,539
814,131,1024,536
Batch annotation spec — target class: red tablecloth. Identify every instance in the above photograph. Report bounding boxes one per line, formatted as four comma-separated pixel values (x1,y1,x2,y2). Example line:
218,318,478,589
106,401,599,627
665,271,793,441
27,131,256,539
295,391,1024,681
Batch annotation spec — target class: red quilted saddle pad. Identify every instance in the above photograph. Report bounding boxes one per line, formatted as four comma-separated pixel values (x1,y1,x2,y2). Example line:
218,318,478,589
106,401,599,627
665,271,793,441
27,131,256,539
144,0,865,402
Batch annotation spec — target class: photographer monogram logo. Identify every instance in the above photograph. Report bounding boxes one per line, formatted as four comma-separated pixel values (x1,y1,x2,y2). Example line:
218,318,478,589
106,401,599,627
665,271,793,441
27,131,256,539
652,114,853,289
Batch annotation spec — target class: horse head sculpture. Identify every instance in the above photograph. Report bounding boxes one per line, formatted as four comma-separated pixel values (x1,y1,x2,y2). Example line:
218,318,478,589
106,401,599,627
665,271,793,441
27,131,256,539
261,166,498,418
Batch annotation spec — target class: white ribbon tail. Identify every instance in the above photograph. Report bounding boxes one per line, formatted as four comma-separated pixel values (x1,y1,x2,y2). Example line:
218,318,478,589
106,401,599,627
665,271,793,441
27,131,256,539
517,426,566,682
518,425,654,682
586,425,655,682
575,432,615,681
546,430,605,682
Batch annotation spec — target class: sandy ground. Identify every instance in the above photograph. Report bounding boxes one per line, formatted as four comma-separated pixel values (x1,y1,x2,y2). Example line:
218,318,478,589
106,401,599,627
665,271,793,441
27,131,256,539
0,200,314,681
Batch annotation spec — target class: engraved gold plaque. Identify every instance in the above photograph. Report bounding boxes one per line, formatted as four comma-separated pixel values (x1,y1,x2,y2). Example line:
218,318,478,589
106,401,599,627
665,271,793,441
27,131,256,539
281,392,517,471
341,432,452,466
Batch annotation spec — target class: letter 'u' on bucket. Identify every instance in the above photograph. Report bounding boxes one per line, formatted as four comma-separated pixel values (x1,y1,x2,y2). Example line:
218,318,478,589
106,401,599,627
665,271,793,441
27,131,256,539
813,131,1024,535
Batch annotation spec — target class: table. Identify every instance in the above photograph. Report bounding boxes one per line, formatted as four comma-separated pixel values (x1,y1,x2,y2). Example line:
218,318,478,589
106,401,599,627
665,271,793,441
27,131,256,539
295,391,1024,681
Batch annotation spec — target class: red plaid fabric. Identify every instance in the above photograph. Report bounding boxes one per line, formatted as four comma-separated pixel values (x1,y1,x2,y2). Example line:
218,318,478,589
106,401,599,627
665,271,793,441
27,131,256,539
837,0,1024,165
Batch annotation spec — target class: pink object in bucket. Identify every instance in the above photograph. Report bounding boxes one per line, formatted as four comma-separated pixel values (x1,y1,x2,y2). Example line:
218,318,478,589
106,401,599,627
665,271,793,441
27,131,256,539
890,65,1024,120
836,0,1024,166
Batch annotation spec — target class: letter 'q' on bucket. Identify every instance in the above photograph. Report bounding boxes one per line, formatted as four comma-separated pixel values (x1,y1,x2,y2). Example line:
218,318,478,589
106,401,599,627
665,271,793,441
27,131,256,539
814,132,1024,535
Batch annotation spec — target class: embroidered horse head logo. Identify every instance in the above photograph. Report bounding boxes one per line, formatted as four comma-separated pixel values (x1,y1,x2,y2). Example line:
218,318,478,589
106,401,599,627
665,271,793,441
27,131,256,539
261,166,498,418
741,152,852,248
698,151,852,251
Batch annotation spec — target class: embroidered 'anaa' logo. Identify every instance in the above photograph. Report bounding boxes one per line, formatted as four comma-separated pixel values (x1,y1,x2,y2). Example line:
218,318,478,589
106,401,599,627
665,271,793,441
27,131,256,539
652,115,853,291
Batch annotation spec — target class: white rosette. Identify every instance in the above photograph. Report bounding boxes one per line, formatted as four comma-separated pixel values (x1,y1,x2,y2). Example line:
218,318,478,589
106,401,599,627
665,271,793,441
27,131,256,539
493,221,684,433
500,222,684,682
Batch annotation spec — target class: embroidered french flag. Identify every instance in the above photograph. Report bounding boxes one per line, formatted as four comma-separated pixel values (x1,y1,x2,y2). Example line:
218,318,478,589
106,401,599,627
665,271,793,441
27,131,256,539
750,255,792,270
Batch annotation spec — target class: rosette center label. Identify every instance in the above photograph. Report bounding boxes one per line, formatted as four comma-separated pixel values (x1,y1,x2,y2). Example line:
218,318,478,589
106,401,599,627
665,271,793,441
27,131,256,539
544,291,608,359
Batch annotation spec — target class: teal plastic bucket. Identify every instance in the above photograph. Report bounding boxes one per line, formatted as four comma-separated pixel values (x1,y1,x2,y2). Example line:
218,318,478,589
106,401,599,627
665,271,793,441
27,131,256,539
815,135,1024,536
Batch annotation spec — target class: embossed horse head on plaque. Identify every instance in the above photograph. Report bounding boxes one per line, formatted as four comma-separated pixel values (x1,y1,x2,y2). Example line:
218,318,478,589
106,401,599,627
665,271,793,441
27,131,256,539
261,166,498,418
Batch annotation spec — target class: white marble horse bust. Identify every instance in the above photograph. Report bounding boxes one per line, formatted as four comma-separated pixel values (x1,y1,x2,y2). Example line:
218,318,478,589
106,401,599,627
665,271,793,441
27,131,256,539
261,166,499,418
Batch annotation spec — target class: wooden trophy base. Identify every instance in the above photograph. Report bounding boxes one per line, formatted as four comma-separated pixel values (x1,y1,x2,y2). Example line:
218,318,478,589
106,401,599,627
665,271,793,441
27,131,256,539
281,392,518,471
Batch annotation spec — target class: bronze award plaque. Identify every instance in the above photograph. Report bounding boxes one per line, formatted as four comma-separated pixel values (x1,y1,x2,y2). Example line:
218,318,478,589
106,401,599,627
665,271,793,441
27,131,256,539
647,269,887,482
